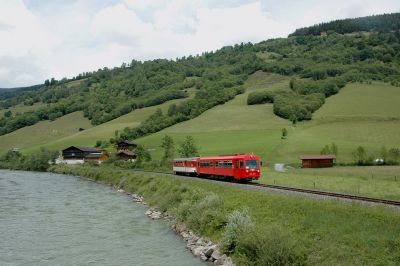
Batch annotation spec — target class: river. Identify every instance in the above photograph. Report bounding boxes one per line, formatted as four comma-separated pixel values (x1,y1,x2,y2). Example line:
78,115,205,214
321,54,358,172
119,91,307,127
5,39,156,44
0,170,204,265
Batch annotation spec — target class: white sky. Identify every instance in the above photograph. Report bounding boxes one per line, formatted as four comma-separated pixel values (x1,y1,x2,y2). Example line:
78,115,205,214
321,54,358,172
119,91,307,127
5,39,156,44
0,0,399,87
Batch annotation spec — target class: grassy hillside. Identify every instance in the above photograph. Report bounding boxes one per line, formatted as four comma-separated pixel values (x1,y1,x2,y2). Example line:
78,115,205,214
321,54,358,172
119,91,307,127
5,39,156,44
136,77,400,165
0,111,92,152
21,96,192,153
0,102,45,116
137,72,291,160
4,71,399,167
276,82,400,162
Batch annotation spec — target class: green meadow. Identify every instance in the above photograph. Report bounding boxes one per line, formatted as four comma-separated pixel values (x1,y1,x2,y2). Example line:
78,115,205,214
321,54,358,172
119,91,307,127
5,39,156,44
0,111,92,152
137,75,400,165
276,82,400,162
3,73,399,164
18,97,191,153
260,165,400,200
0,102,45,116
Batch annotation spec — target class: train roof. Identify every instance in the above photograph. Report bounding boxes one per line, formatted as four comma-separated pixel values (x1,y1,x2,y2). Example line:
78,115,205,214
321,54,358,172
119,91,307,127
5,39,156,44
173,157,199,161
198,154,260,160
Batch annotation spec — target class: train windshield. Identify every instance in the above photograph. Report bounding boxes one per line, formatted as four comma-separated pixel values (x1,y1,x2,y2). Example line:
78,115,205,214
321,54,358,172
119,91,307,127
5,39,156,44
245,160,259,169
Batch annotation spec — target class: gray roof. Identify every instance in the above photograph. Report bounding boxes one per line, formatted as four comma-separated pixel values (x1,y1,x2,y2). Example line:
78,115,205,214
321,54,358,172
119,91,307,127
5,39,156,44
117,140,137,146
173,157,198,161
63,146,100,152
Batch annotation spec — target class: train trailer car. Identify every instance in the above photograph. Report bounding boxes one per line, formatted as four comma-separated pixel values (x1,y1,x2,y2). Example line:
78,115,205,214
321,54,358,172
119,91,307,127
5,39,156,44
173,157,198,175
197,154,261,181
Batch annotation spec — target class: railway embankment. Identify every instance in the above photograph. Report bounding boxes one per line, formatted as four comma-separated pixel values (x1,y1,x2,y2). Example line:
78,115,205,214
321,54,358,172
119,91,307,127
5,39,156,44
50,164,400,265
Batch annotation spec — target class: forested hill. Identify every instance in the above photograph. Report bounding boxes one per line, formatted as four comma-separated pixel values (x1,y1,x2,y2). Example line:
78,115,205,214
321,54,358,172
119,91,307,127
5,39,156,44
290,13,400,36
0,84,42,101
1,13,400,141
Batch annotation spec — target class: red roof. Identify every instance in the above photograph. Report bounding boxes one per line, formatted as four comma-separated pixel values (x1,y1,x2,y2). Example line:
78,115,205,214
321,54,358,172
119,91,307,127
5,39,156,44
299,154,336,160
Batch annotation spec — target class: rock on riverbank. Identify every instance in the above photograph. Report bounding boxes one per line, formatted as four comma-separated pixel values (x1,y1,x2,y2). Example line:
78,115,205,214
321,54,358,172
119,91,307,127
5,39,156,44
117,187,234,265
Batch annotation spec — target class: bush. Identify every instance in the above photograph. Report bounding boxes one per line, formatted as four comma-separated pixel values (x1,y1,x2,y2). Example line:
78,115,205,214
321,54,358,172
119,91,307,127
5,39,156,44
186,193,226,234
247,91,275,105
235,226,308,266
221,209,254,253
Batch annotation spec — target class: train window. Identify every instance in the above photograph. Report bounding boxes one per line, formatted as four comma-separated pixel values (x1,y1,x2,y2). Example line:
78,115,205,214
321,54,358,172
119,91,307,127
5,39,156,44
246,160,258,169
235,160,239,168
239,160,244,169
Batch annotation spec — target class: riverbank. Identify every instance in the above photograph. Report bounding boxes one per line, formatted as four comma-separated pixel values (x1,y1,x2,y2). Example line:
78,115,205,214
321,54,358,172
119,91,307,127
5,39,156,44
115,188,234,265
50,164,400,265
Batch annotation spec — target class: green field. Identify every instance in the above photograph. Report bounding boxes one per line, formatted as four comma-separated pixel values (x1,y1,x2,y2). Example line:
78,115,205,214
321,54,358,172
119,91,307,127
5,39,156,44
0,102,45,116
0,111,92,152
137,76,400,165
276,82,400,162
260,165,400,200
21,97,191,153
4,73,398,164
138,72,291,160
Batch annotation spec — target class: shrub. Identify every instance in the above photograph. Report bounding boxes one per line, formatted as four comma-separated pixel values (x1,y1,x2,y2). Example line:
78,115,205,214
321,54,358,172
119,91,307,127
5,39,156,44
247,91,275,105
235,226,308,266
221,208,254,253
186,193,226,234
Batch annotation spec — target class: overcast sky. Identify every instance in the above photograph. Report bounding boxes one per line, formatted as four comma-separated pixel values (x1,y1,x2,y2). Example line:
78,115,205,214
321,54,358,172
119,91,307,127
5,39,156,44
0,0,399,88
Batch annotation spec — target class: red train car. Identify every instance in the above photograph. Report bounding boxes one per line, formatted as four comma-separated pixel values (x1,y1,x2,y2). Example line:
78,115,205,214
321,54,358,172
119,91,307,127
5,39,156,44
173,154,261,182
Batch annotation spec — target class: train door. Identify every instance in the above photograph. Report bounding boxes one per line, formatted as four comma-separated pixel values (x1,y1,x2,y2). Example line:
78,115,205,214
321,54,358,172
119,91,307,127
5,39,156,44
234,159,244,179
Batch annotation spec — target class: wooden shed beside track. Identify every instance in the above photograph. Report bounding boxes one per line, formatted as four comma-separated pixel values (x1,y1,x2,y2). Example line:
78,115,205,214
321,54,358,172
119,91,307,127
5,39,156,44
299,154,336,168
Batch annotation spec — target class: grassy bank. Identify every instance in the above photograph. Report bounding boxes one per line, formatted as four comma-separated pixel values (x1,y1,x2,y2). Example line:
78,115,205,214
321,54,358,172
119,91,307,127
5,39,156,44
51,164,400,265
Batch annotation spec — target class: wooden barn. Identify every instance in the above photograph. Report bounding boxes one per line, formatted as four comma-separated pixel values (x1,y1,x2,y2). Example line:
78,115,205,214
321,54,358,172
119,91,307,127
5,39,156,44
299,154,336,168
61,146,108,164
116,140,137,151
116,140,137,161
116,150,137,161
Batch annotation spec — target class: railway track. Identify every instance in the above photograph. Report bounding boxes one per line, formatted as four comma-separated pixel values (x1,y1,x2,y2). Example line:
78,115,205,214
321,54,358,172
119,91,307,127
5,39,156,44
132,170,400,207
250,183,400,207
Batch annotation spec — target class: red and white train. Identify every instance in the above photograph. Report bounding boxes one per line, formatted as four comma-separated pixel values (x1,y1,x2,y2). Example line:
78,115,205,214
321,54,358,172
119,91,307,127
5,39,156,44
173,153,261,182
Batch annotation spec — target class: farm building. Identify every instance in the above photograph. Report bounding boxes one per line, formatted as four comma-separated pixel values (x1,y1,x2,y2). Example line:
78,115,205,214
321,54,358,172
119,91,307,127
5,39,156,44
116,140,137,161
116,150,137,161
116,140,137,151
61,146,108,164
299,154,336,168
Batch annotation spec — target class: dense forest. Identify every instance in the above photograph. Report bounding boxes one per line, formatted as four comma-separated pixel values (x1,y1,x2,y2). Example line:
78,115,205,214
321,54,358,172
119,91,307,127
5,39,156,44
1,13,400,137
290,13,400,36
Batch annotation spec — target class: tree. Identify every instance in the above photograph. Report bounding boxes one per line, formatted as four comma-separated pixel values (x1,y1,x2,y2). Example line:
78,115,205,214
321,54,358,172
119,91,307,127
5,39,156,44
4,110,12,118
161,135,174,165
330,142,338,157
352,146,367,165
178,136,199,157
320,145,331,154
281,128,288,139
388,148,400,163
380,146,388,164
135,145,151,164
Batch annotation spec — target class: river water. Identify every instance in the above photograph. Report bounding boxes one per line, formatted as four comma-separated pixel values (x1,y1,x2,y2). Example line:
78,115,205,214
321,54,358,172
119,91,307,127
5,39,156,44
0,170,204,266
